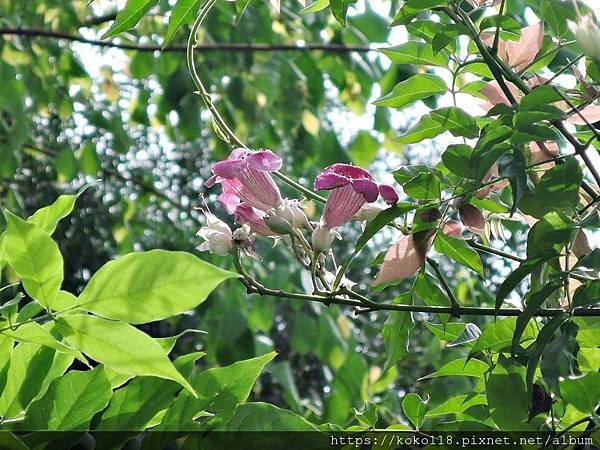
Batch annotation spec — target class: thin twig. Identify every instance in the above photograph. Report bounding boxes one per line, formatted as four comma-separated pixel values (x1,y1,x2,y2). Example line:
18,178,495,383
0,27,374,53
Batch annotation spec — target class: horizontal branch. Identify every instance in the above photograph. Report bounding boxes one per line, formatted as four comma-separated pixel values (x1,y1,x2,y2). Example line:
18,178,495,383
245,282,600,317
0,27,374,53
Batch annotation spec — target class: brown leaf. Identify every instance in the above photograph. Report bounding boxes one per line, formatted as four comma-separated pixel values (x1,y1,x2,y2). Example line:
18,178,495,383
566,104,600,125
459,204,485,235
505,23,544,71
374,231,434,286
442,220,462,238
573,230,592,259
480,80,521,107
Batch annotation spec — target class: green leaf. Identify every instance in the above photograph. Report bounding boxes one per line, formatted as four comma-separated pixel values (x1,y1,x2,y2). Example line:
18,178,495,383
154,352,276,431
381,42,449,67
426,394,487,418
164,0,203,47
3,211,63,309
560,372,600,414
226,402,319,431
479,15,521,34
0,321,86,363
0,343,73,418
442,144,473,178
434,233,484,277
526,212,575,259
520,157,583,218
526,314,570,395
55,314,195,395
540,0,578,37
382,309,414,372
421,358,488,379
78,249,239,324
328,0,356,27
391,0,447,26
499,149,529,215
519,85,562,111
402,393,428,429
349,131,378,166
495,251,559,311
374,74,446,109
425,322,466,341
512,281,562,356
23,366,111,430
102,0,159,39
395,114,445,143
28,191,84,235
301,0,329,13
430,107,479,139
415,273,450,324
97,352,203,438
471,317,537,356
487,355,531,430
573,280,600,308
403,172,441,200
353,401,378,428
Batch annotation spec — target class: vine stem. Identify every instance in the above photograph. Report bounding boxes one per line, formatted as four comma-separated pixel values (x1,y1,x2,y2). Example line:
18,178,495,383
230,246,600,317
186,0,325,203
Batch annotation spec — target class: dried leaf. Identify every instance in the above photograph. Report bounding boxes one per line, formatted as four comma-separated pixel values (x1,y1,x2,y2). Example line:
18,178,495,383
505,23,544,71
374,231,434,286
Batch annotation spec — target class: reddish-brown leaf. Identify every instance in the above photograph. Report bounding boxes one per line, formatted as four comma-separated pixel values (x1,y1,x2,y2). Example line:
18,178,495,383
459,205,486,235
374,231,434,286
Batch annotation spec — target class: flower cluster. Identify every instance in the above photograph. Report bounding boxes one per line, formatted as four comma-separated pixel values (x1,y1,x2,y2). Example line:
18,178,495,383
197,148,398,286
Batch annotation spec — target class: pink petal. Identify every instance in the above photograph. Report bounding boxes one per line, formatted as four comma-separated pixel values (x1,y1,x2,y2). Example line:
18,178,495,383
352,179,380,203
459,204,485,236
212,158,248,179
443,220,462,238
566,104,600,125
315,163,375,191
234,203,275,236
505,23,544,71
236,167,283,211
379,184,399,205
218,190,241,215
314,172,349,190
247,150,282,172
322,185,366,228
204,174,218,188
374,231,434,286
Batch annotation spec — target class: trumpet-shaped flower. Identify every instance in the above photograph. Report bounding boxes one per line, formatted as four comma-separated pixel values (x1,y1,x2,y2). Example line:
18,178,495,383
205,148,283,214
314,164,398,229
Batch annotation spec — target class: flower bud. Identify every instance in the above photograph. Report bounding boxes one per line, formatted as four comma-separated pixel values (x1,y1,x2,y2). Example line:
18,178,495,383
196,212,233,256
569,15,600,62
264,209,294,235
311,224,337,253
276,199,311,229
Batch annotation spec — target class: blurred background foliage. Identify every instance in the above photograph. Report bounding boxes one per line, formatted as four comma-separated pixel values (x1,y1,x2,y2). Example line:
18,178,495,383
0,0,556,428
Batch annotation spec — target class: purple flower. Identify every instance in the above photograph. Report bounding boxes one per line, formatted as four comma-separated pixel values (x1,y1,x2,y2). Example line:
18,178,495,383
205,148,283,214
314,164,398,228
